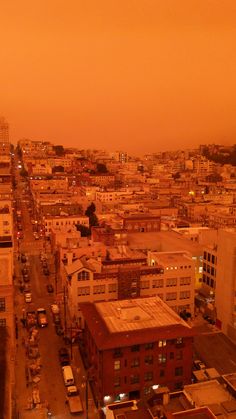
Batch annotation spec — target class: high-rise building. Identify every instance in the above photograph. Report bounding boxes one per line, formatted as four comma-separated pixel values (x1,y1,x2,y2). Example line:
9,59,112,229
0,117,9,143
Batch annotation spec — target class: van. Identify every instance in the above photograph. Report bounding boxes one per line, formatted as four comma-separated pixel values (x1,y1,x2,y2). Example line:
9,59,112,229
62,365,74,386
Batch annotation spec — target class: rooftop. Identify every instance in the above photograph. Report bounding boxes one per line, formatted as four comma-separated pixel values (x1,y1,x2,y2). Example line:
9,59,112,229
80,297,195,350
96,297,191,334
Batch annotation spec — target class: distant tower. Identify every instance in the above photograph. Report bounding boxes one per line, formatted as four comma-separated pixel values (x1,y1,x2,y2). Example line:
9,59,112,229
0,117,9,142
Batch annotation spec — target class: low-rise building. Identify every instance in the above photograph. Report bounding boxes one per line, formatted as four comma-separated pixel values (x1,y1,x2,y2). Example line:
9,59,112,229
80,297,194,406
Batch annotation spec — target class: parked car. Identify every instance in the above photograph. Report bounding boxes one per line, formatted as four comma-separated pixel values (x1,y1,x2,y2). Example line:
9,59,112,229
51,304,60,314
43,268,50,276
55,323,64,336
53,313,61,325
24,292,32,303
46,284,54,293
58,347,70,365
21,254,27,263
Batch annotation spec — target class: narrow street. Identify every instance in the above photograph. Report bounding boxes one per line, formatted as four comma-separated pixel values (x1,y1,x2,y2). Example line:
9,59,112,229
14,171,99,418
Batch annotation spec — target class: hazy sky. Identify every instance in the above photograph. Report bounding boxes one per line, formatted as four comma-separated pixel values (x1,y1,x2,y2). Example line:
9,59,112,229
1,0,236,154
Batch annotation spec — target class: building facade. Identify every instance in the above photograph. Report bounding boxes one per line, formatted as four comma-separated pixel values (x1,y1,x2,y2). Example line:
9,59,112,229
80,297,194,406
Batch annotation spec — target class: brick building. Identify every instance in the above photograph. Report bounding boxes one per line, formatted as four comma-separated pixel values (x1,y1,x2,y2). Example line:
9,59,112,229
121,214,161,233
80,297,194,407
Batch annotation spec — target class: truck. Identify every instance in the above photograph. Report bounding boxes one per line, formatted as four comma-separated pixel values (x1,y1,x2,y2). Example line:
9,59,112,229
37,308,48,328
66,385,83,414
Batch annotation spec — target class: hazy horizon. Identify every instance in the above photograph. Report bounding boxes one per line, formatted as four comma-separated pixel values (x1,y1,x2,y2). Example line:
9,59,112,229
1,0,236,154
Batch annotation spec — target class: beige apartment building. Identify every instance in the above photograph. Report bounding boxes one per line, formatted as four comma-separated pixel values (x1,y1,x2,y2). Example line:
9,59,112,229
61,248,195,326
43,214,89,237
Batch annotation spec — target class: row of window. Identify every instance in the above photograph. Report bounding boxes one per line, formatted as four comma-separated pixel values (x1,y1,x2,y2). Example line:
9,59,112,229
202,274,215,289
45,220,87,226
113,367,183,387
114,350,183,369
203,264,215,276
141,277,191,289
77,285,191,300
114,339,183,356
203,252,217,265
77,271,192,287
0,298,6,312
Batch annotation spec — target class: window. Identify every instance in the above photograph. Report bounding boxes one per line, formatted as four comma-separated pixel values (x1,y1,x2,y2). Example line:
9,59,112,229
0,319,6,327
131,345,140,352
166,278,177,287
114,376,120,387
180,277,191,286
176,338,183,345
93,285,105,294
131,358,140,367
158,354,166,364
144,355,153,365
180,291,190,300
77,271,90,281
170,352,174,359
166,292,177,301
144,371,153,381
114,348,122,358
140,280,150,289
145,342,154,350
108,283,117,293
204,251,207,260
152,279,163,288
160,369,165,377
114,360,121,370
176,350,183,360
0,298,6,312
158,340,166,347
130,374,139,384
175,367,183,376
77,286,90,296
212,255,215,264
3,221,9,226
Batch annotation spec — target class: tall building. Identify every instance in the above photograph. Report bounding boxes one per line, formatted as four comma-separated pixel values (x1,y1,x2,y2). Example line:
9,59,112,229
0,117,9,143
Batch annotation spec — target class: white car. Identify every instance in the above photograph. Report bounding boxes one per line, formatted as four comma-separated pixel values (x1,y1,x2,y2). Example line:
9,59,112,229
51,304,60,314
24,293,32,303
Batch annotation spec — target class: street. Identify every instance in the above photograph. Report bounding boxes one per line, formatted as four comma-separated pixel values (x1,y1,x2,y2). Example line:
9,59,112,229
14,170,99,418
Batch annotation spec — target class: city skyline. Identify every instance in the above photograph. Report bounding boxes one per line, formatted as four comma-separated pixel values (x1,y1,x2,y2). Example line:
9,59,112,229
1,1,236,153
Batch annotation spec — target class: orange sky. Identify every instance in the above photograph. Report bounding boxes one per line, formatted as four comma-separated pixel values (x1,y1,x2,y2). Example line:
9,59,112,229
1,0,236,154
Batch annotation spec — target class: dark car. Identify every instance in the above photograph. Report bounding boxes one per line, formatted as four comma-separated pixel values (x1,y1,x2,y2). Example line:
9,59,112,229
46,284,54,293
58,347,70,365
43,268,50,276
21,254,27,263
55,323,64,336
53,313,61,325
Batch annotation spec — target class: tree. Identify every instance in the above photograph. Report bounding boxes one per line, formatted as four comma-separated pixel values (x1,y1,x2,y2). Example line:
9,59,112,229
85,203,99,228
53,145,65,156
96,163,108,173
76,224,91,237
20,167,28,177
52,165,64,173
85,203,96,217
89,213,99,227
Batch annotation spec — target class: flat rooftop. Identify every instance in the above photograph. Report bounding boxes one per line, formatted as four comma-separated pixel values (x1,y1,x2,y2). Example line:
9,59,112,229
152,251,192,265
184,380,231,406
96,297,191,334
127,230,203,255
